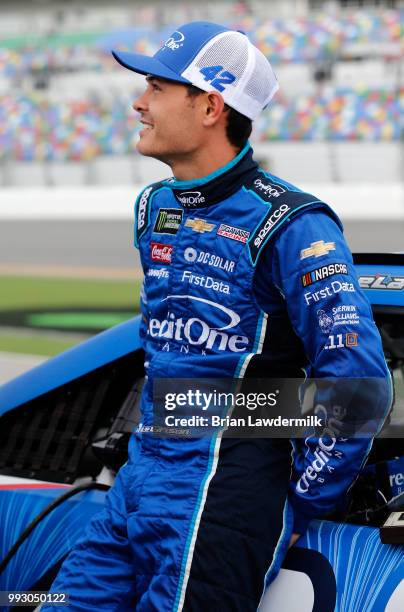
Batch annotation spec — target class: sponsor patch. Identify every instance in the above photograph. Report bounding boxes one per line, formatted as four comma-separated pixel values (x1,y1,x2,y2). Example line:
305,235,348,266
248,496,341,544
304,280,355,306
164,30,185,51
182,270,230,294
300,241,336,260
324,332,359,350
301,263,348,287
185,218,215,234
332,304,360,327
183,248,235,273
317,309,334,334
317,305,360,334
176,191,206,207
358,274,404,291
217,224,250,243
150,242,173,264
253,204,290,250
253,178,286,199
136,185,153,244
148,296,248,353
346,332,359,347
153,208,183,235
146,267,169,279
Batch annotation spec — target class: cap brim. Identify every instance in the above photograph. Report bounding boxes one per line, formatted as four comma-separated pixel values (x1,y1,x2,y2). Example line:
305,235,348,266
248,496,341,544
111,50,191,84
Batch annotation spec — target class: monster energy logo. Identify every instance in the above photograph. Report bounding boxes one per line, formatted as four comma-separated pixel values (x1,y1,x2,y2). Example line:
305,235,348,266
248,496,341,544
153,208,183,235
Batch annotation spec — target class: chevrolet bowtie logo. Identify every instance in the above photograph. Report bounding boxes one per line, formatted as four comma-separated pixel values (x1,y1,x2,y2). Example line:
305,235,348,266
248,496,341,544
300,241,336,260
185,218,215,233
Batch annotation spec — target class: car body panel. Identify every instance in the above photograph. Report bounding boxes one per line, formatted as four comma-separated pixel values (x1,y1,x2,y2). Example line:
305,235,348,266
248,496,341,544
0,254,402,610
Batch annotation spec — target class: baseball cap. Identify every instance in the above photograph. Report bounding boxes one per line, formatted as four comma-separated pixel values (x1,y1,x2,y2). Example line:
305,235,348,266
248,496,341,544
112,21,279,121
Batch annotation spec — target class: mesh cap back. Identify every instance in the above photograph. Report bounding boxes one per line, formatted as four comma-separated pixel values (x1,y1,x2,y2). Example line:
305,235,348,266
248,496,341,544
182,31,279,120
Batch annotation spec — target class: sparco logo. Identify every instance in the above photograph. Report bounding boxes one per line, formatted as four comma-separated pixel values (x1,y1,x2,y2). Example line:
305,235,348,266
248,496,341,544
164,30,185,50
177,191,205,207
148,295,249,352
138,186,152,231
150,242,173,264
254,178,286,198
254,204,290,248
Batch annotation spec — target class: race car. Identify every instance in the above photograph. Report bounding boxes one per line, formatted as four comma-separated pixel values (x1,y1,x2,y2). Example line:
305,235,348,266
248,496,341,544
0,253,403,612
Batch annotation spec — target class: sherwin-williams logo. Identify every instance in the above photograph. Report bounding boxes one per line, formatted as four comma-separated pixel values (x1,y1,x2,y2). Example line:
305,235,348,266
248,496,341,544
317,305,360,334
164,31,185,50
254,178,286,199
217,224,250,243
317,309,334,334
185,218,215,234
300,241,336,260
177,191,205,207
150,242,173,264
153,208,183,235
301,263,348,287
148,295,249,352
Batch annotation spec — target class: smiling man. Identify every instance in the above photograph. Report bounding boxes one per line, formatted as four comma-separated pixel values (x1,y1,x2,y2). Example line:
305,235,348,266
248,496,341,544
43,21,391,612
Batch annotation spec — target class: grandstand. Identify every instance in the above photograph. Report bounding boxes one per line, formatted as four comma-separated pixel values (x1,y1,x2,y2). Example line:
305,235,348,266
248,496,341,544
0,0,403,186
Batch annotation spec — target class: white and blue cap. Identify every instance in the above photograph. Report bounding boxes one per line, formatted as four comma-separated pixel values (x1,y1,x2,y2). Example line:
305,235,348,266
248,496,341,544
112,21,279,121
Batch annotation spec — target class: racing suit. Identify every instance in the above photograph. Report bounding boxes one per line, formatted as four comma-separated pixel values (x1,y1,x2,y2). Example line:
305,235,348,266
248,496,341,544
44,144,392,611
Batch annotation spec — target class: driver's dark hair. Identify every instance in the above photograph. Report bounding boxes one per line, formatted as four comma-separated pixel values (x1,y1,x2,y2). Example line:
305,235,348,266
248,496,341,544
186,84,252,151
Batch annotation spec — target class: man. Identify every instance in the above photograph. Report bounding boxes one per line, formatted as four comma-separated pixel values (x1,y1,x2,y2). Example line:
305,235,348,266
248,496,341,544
44,21,391,611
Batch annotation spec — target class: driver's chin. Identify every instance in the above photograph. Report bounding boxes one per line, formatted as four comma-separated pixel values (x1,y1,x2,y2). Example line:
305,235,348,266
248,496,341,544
137,136,172,163
137,136,160,157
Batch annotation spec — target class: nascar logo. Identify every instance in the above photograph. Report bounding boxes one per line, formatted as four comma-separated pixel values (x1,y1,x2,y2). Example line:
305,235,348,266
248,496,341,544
301,263,348,287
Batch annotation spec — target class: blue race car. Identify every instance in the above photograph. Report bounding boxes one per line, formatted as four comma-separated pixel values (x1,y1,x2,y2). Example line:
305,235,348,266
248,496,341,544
0,253,403,612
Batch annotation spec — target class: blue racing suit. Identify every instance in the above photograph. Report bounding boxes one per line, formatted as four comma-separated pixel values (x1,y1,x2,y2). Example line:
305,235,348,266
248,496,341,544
44,144,392,611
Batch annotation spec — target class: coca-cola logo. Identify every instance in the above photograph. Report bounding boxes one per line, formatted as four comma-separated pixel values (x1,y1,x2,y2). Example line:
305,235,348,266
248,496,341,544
151,242,173,263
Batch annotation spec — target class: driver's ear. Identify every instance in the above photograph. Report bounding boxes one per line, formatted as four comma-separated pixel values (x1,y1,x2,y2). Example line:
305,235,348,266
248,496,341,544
202,92,226,126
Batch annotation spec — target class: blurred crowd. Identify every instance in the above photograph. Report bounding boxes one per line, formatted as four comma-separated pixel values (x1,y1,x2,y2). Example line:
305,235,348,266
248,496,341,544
0,6,403,160
1,86,402,161
1,9,402,78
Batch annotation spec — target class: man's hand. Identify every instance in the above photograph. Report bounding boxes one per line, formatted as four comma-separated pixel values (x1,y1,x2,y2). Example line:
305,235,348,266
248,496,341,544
288,533,300,548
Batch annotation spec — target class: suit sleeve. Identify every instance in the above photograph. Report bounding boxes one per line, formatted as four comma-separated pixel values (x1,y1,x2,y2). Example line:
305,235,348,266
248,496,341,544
270,210,393,534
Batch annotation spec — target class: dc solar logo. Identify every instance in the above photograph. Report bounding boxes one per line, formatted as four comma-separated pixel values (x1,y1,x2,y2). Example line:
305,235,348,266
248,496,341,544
184,247,197,262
